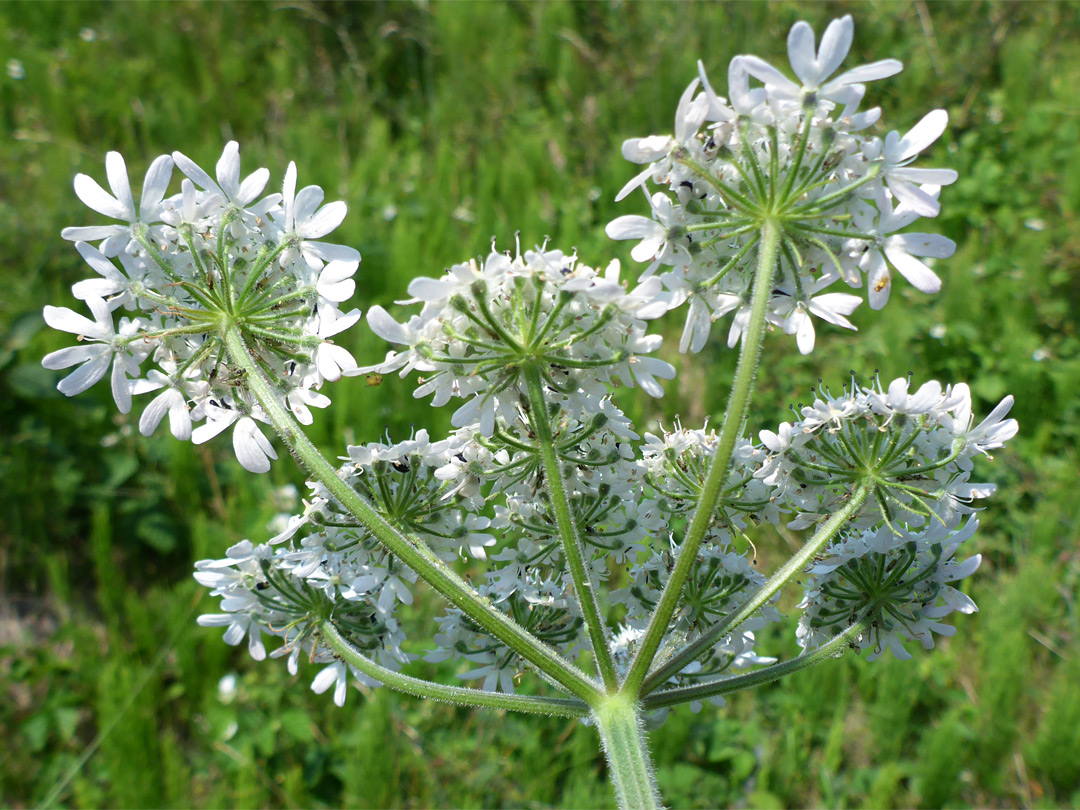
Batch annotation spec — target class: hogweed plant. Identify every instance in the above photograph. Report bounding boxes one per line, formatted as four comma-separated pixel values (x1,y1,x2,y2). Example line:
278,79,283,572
43,16,1017,809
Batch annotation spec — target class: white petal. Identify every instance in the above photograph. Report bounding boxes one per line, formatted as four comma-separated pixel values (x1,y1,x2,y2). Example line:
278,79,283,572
320,308,362,338
73,173,128,220
140,154,174,213
104,152,135,219
815,16,853,83
236,168,270,205
111,356,133,413
311,663,340,695
620,136,671,163
300,201,347,239
884,242,944,294
795,312,816,354
72,278,121,300
809,293,861,327
317,343,357,381
896,110,949,163
302,241,361,263
57,352,111,396
407,276,454,302
61,224,127,243
233,417,276,473
945,554,982,583
171,150,218,192
43,304,110,339
282,162,297,229
867,258,892,310
139,389,173,436
605,215,660,241
786,21,818,85
891,167,958,186
908,380,942,412
215,142,241,197
827,59,903,87
42,344,102,370
886,178,942,218
738,55,800,96
293,185,325,226
191,410,239,444
367,305,409,344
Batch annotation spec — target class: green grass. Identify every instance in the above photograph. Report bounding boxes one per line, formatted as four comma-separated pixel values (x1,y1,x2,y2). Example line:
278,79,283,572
2,1,1078,807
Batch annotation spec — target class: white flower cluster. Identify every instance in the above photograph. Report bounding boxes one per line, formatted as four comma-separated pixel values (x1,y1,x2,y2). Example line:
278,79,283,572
424,402,649,691
195,536,412,707
607,14,958,354
363,245,674,434
752,376,1015,660
42,144,362,471
758,376,1017,532
797,518,982,660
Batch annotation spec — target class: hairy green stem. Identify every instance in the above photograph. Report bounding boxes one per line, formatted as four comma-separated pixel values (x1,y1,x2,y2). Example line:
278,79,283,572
221,325,602,704
593,695,662,810
642,619,869,710
524,364,618,691
622,219,780,697
641,481,871,694
320,622,590,717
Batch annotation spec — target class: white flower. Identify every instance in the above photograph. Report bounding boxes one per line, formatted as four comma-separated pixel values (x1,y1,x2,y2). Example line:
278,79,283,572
62,152,174,256
138,370,193,440
198,609,267,661
769,275,862,355
738,15,902,107
605,192,690,277
854,189,955,309
70,241,131,301
873,110,958,217
277,161,360,267
313,309,362,382
42,297,145,412
172,141,271,208
48,144,365,469
942,386,1019,455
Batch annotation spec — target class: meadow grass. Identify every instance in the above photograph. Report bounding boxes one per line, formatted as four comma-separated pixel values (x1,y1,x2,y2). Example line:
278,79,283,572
1,2,1078,807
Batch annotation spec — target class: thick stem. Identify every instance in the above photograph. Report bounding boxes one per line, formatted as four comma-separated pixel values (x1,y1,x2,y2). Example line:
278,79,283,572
593,695,662,810
524,364,618,691
642,619,869,710
221,325,601,704
622,219,781,697
320,622,590,718
641,481,871,695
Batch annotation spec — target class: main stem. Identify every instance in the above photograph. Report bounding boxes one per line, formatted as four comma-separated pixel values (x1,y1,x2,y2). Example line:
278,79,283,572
221,325,601,704
524,364,618,691
594,696,662,810
622,219,780,696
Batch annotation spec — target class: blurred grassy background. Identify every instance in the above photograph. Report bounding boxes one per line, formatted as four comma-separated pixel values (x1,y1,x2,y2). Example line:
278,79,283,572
1,1,1078,807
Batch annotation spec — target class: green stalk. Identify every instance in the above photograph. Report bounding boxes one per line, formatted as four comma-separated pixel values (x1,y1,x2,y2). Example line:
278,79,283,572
524,364,618,691
621,219,781,697
593,695,661,810
642,619,869,710
641,481,871,695
221,325,602,704
320,622,590,717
